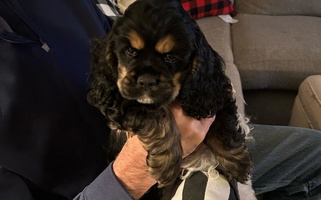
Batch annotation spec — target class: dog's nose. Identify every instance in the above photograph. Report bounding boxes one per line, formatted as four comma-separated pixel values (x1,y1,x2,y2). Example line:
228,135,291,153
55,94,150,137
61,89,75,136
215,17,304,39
137,74,157,88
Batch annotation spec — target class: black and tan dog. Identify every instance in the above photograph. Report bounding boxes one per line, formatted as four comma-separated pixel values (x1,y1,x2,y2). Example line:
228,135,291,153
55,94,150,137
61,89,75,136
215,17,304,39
88,0,252,188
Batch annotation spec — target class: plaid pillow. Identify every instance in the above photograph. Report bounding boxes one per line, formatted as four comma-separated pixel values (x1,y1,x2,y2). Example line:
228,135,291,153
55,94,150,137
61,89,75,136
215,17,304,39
181,0,235,19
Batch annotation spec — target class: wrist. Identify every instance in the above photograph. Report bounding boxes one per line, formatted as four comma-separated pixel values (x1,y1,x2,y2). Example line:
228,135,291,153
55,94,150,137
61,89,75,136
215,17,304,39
113,136,157,199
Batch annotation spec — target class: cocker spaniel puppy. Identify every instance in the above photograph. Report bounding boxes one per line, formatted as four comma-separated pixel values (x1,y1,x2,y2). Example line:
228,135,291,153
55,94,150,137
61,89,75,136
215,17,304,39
88,0,252,191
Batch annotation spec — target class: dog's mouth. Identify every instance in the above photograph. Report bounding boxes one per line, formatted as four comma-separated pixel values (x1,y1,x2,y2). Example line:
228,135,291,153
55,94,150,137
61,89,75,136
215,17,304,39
117,73,182,105
136,95,156,104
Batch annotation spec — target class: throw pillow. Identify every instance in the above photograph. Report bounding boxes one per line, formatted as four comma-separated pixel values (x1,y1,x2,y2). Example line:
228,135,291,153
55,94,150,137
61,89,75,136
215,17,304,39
181,0,235,19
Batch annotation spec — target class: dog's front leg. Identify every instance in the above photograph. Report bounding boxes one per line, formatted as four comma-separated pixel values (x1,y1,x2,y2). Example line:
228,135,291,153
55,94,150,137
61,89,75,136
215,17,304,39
137,107,182,188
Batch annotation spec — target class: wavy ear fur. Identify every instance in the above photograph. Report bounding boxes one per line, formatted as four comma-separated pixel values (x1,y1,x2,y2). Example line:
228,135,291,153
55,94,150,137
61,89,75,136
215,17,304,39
178,18,229,118
179,23,252,183
87,34,123,128
87,34,127,162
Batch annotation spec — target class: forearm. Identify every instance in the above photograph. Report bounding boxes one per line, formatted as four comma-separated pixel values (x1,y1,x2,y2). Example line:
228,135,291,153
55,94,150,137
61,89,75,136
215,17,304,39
113,136,157,199
74,136,156,200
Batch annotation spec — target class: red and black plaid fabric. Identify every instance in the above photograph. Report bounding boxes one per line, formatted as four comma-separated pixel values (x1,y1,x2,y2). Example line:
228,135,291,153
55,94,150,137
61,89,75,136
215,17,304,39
181,0,235,19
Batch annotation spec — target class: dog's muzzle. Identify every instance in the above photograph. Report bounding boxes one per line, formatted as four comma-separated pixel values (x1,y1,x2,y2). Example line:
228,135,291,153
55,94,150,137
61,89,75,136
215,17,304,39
118,71,179,105
137,74,158,91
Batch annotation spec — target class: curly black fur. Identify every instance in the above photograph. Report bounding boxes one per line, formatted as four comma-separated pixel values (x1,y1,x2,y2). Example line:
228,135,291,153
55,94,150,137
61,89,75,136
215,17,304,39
88,0,252,187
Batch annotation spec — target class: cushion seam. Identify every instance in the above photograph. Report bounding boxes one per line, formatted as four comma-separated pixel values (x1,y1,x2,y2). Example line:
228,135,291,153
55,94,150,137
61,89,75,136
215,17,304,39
306,76,321,108
297,95,314,129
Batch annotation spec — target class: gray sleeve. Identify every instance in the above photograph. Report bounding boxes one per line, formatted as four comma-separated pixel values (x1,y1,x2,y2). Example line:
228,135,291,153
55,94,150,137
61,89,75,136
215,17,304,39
73,162,134,200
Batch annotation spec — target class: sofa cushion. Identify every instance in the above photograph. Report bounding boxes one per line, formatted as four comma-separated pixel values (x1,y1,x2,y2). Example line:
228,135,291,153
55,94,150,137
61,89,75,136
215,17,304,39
232,14,321,90
197,16,234,63
289,75,321,131
182,0,235,19
234,0,321,16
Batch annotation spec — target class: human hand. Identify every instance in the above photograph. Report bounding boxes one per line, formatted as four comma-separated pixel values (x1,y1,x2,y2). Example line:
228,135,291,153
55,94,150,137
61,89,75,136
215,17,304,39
168,101,216,157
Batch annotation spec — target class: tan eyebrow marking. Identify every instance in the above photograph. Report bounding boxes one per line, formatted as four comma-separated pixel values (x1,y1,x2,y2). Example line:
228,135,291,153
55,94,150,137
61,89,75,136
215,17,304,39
155,35,175,54
126,30,145,50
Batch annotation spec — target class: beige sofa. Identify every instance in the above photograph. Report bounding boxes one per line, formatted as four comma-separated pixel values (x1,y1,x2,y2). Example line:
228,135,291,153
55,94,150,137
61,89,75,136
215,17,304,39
289,75,321,130
197,0,321,128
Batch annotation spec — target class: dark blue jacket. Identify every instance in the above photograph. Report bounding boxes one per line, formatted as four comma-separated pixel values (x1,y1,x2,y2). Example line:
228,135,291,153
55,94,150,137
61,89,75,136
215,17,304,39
0,0,111,199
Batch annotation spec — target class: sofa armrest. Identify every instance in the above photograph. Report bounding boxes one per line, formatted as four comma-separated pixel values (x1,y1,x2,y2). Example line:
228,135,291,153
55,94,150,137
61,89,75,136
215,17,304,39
289,75,321,131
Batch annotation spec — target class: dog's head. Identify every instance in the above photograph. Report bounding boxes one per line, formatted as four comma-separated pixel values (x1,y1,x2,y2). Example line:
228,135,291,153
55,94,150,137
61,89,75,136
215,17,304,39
89,0,226,114
107,0,196,105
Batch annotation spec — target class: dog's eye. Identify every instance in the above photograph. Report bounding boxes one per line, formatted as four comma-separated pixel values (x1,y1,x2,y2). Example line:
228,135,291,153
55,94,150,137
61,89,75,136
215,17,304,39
164,53,177,63
125,47,138,57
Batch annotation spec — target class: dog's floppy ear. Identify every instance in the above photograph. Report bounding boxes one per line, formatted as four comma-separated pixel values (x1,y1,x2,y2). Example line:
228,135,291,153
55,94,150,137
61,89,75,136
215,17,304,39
179,23,230,119
88,34,127,161
179,22,252,183
87,34,118,117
